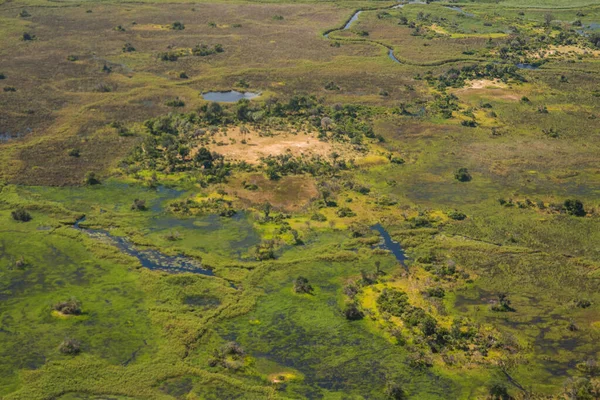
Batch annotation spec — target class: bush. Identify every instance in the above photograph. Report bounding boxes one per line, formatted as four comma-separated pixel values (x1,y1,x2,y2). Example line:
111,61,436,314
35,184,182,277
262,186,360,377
336,207,356,218
170,21,185,30
272,15,284,20
11,208,32,222
311,213,327,222
179,72,188,79
131,198,147,211
0,73,5,79
3,87,16,92
95,83,112,93
122,42,135,52
377,289,409,316
385,381,408,400
19,9,31,18
447,210,466,220
427,287,445,298
165,97,185,107
84,172,101,185
293,276,314,294
343,303,364,320
59,338,81,355
22,32,36,41
491,293,515,312
53,298,82,315
67,148,80,157
563,199,586,217
324,81,340,91
454,168,472,182
66,55,78,61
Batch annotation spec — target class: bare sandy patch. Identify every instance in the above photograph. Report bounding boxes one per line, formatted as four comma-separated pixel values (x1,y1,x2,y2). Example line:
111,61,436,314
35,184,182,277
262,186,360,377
206,127,350,164
454,79,521,101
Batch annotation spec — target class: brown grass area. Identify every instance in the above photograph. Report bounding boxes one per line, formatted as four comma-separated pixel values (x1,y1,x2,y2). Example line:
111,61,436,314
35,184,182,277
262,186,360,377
228,173,319,212
205,127,357,164
0,1,423,185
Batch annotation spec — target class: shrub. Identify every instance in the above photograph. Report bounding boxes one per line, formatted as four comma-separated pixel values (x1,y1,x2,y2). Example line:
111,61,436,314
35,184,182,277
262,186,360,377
343,303,363,320
0,73,5,79
165,97,185,107
427,287,445,298
19,9,31,18
22,32,36,41
66,55,78,61
491,293,515,312
385,381,408,400
84,172,101,185
67,148,80,157
488,382,511,400
131,198,147,211
170,21,185,30
59,338,81,355
95,83,112,93
576,299,591,308
454,168,472,182
122,42,135,52
447,210,466,220
336,207,356,218
272,15,284,20
11,208,32,222
3,87,16,92
311,213,327,221
324,81,340,91
179,72,188,79
377,289,409,316
159,52,178,61
563,199,586,217
293,276,314,294
114,25,126,32
53,298,82,315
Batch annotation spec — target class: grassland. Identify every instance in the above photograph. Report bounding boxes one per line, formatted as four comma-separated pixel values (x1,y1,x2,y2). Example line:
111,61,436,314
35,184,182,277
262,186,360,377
1,0,600,398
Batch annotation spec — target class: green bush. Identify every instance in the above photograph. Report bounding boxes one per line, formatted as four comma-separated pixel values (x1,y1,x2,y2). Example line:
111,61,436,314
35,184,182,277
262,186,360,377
11,208,32,222
454,168,472,182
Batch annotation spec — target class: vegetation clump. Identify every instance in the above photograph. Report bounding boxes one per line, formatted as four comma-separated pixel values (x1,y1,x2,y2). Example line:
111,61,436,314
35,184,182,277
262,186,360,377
563,199,586,217
53,298,82,315
11,208,32,222
454,168,472,182
293,276,314,294
208,342,245,370
58,338,81,355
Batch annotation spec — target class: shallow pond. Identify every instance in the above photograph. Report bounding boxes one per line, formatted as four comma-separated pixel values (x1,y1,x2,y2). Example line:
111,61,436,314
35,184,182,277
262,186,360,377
201,91,260,102
516,63,540,70
371,223,407,266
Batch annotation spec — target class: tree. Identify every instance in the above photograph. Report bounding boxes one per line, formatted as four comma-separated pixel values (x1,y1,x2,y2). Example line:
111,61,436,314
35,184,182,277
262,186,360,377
195,147,214,168
261,202,272,221
343,303,363,320
544,12,554,27
454,168,472,182
564,199,586,217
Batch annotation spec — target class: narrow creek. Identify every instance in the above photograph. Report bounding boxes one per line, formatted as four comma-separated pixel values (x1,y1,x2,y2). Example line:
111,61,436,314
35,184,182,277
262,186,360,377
74,217,214,276
325,0,430,64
